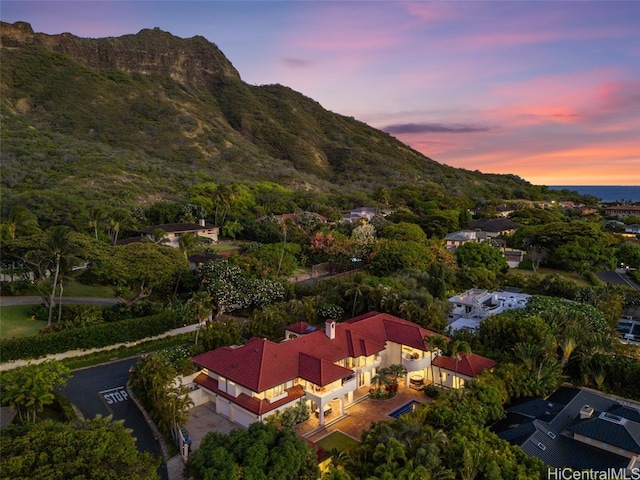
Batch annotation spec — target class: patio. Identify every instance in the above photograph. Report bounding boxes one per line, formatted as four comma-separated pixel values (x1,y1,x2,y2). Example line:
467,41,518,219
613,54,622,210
295,382,432,443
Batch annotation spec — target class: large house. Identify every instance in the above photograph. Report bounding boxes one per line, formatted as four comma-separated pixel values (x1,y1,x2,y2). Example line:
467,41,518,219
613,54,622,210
187,312,496,428
139,220,219,247
447,289,530,332
605,205,640,219
444,230,489,250
467,218,520,237
495,387,640,472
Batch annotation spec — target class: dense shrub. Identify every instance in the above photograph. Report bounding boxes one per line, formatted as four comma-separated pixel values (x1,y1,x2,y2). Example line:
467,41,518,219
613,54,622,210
0,311,179,362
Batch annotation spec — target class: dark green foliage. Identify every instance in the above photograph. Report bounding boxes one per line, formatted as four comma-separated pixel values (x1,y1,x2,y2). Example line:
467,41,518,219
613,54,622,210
0,311,178,362
455,242,509,273
0,417,160,479
186,422,320,480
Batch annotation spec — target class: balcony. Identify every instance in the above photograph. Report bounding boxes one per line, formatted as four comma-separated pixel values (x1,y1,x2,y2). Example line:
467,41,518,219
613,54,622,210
402,353,431,371
305,376,357,402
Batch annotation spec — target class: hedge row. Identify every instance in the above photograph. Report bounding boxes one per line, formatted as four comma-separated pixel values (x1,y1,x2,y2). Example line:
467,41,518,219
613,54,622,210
0,311,179,362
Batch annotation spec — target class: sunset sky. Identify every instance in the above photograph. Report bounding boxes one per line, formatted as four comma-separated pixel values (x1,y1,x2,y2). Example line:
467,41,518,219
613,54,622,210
3,1,639,186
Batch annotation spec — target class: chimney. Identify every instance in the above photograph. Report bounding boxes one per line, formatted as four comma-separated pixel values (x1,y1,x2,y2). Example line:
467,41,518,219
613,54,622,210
199,218,206,227
325,320,336,340
580,405,594,419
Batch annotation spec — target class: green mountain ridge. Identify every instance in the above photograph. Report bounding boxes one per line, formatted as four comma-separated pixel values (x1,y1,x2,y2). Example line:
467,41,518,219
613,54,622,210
0,21,545,216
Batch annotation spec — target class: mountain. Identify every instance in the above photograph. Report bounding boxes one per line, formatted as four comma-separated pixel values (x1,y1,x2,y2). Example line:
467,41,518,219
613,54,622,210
0,21,546,215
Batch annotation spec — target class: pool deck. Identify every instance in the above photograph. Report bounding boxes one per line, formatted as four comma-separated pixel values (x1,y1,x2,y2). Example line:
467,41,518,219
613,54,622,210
295,382,431,443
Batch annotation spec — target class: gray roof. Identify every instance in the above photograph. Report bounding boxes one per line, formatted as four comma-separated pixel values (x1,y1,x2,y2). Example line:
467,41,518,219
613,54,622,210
566,409,640,454
139,223,217,234
497,388,638,470
468,218,520,232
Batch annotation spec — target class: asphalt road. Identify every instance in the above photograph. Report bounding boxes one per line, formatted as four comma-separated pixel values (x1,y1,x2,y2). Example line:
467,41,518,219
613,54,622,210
60,358,169,480
0,296,122,306
597,269,638,288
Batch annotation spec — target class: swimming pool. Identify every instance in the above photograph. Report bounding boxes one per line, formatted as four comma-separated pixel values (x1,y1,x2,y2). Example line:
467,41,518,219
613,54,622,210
388,400,422,418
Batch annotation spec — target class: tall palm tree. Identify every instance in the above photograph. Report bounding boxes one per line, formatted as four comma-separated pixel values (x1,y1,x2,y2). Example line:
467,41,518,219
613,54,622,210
107,208,133,246
276,221,287,277
86,206,106,241
428,335,449,388
451,340,472,389
174,232,203,294
190,291,213,345
43,226,81,327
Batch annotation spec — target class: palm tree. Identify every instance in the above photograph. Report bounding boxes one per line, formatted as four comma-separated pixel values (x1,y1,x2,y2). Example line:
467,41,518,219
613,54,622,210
151,228,169,244
107,208,133,246
190,291,213,345
276,221,287,277
43,226,82,327
373,437,406,468
4,205,40,240
174,232,203,294
371,368,391,395
428,335,448,387
451,340,472,389
86,206,106,240
387,363,408,389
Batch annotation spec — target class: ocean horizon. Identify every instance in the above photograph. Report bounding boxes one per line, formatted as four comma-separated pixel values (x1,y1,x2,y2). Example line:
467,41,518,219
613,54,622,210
547,185,640,203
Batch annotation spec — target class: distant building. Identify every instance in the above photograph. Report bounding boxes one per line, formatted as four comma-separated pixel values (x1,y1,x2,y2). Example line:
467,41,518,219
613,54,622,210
447,289,530,332
139,220,219,247
467,218,520,237
341,207,394,223
605,205,640,218
444,230,488,250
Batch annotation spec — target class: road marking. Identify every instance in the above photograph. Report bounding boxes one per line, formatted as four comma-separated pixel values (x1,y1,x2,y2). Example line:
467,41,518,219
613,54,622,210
99,386,128,405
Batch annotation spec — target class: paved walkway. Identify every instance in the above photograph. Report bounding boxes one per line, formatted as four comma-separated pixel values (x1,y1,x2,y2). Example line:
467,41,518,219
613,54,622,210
296,383,430,443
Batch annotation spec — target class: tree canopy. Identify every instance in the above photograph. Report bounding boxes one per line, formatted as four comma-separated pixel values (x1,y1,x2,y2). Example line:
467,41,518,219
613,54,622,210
0,416,160,480
186,422,320,480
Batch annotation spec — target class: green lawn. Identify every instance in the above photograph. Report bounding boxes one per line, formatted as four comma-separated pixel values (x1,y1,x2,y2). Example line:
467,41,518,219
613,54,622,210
315,431,360,453
0,305,47,338
507,267,592,287
62,280,116,298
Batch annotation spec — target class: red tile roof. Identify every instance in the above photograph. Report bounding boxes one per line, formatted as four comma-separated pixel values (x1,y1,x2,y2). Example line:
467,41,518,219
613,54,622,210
298,352,353,386
431,353,497,378
192,312,440,393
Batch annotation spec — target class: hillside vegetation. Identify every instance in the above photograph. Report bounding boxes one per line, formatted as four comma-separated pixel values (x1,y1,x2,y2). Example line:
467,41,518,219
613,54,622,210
1,21,549,221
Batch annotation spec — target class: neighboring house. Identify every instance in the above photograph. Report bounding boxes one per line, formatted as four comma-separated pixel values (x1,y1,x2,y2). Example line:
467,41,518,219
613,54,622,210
495,387,640,472
431,353,496,389
188,253,221,269
605,205,640,219
139,220,219,247
496,205,515,217
467,218,520,237
503,248,525,268
444,230,489,250
625,224,640,235
187,312,452,428
341,207,394,223
447,289,530,332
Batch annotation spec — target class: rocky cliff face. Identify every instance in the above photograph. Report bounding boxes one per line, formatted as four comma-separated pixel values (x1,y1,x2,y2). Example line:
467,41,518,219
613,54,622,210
0,21,241,92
